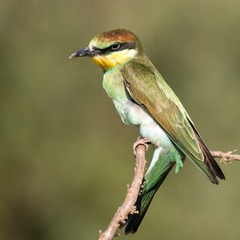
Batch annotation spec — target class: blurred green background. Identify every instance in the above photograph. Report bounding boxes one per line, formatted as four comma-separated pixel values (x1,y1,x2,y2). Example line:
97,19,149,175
1,0,240,239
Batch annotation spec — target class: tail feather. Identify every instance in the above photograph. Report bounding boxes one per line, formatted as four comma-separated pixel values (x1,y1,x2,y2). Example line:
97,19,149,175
124,186,155,234
124,161,175,234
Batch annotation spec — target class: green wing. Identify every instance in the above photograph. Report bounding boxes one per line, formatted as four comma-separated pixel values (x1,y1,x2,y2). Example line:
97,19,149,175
121,60,225,183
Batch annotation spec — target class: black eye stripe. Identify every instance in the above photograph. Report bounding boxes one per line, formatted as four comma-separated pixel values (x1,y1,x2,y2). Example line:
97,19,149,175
97,42,136,55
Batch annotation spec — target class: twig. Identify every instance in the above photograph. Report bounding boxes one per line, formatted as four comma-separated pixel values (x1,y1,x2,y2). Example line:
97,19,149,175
99,138,148,240
211,150,240,164
99,140,240,240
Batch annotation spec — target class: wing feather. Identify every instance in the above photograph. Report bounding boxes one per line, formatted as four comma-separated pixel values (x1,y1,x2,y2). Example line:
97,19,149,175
121,60,225,183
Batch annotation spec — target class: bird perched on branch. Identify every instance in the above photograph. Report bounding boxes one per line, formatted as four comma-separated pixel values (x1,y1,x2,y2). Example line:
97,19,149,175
69,29,225,234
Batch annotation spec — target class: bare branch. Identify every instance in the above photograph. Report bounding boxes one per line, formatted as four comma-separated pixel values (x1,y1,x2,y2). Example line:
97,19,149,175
99,138,149,240
211,150,240,164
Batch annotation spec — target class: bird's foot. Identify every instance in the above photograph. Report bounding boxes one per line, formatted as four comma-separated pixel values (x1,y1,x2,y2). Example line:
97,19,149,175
133,136,151,156
175,157,184,173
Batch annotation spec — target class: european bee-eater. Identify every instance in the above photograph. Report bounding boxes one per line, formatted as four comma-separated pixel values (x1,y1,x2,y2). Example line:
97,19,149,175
69,29,225,234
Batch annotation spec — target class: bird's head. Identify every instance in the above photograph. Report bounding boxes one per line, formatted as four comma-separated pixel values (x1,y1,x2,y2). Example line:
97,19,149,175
69,29,143,71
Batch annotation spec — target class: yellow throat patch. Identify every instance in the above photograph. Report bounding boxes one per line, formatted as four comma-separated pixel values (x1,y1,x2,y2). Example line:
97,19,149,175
92,49,137,71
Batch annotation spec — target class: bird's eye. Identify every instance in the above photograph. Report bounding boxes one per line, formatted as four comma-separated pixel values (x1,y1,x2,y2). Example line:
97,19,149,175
111,43,121,51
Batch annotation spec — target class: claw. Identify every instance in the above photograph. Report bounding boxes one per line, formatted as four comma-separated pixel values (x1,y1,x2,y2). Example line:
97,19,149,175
133,136,151,156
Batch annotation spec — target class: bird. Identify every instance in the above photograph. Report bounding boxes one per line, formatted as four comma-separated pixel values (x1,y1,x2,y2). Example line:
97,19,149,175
69,29,225,234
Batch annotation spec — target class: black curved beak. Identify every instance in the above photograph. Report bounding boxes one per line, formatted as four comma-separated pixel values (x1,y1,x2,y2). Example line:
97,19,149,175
69,47,93,59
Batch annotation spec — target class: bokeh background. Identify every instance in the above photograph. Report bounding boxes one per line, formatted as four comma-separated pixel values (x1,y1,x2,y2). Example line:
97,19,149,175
1,0,240,239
